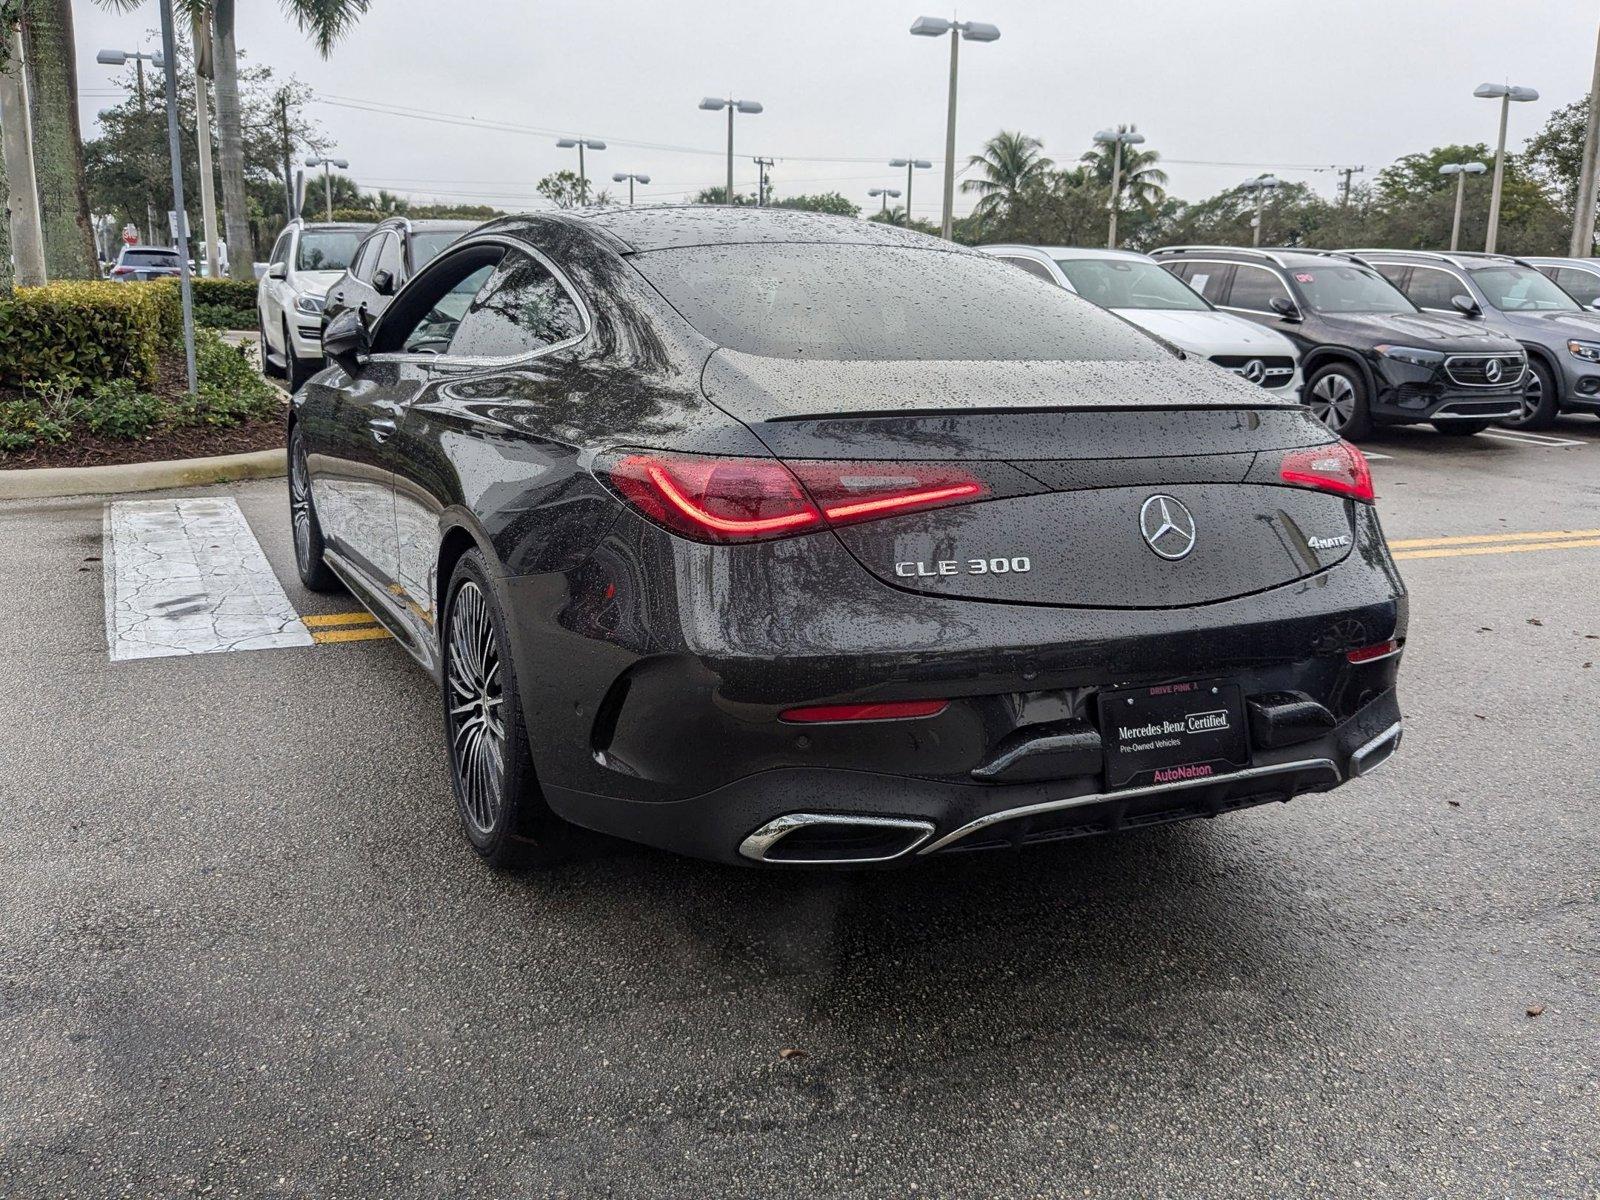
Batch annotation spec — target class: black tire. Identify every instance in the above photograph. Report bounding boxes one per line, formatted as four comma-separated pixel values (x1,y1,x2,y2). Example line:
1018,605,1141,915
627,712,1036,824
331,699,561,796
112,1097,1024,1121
288,425,341,592
1432,420,1492,436
1305,362,1373,440
284,319,312,393
1499,357,1559,430
259,314,284,379
441,549,568,867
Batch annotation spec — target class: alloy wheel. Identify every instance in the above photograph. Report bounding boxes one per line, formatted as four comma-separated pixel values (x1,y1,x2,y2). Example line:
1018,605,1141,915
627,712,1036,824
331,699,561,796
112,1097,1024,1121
446,581,507,836
1518,372,1542,423
290,441,314,575
1309,373,1356,432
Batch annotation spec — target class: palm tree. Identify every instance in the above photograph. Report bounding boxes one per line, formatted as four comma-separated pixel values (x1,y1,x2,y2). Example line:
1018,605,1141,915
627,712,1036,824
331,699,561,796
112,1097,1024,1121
18,0,98,278
961,131,1053,220
1081,124,1168,211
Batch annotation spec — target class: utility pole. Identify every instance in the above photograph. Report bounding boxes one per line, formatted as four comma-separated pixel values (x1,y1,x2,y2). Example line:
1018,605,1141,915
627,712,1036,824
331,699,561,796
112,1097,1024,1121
1571,18,1600,256
1,23,47,285
135,54,158,244
753,157,773,206
191,11,219,277
278,90,295,223
1337,165,1365,208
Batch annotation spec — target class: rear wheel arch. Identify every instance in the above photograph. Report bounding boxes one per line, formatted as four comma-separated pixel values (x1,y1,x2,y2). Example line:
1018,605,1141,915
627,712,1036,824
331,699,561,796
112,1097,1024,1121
435,522,494,625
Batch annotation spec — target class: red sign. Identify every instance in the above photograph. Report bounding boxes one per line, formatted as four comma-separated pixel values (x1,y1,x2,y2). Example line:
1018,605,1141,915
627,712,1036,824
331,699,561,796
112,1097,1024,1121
121,223,139,245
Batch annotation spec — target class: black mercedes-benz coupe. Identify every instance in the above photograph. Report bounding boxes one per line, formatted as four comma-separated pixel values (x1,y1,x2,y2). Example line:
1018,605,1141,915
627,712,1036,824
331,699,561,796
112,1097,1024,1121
291,207,1407,868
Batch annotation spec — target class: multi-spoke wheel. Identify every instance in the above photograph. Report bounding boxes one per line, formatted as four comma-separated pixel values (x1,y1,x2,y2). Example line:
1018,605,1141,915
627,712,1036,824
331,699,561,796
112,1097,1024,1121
288,426,339,591
1498,357,1558,430
1305,363,1372,440
441,550,567,866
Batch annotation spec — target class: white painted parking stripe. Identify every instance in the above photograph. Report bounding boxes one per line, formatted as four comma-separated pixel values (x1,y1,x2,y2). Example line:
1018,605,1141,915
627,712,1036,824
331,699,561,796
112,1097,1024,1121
1480,428,1589,448
103,498,313,661
1362,452,1394,461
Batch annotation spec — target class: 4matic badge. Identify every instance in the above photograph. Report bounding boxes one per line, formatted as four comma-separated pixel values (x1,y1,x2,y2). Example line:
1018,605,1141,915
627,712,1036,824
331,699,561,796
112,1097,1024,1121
1306,533,1352,550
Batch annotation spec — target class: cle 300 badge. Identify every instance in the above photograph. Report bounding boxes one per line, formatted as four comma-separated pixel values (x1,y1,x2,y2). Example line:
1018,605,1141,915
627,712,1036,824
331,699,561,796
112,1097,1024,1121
895,557,1033,578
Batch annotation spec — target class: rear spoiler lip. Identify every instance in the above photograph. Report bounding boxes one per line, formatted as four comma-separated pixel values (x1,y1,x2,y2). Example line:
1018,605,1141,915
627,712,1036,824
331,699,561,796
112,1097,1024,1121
759,403,1298,423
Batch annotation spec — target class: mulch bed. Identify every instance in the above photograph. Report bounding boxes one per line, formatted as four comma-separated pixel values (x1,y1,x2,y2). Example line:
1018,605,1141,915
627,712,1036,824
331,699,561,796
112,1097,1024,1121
0,411,286,470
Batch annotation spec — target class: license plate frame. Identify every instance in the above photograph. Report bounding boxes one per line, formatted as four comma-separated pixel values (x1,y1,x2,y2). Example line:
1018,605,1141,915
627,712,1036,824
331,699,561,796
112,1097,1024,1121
1099,678,1250,791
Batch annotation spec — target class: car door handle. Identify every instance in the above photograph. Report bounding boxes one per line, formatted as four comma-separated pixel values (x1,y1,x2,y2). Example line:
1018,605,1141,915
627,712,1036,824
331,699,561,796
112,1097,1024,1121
368,417,397,444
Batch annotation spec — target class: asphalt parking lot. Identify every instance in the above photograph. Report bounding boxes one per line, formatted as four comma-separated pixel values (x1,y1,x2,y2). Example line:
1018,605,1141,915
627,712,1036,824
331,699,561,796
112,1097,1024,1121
2,418,1598,1199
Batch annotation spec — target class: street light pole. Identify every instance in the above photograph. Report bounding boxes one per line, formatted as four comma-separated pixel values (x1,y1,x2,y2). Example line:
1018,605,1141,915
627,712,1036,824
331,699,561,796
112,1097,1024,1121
889,157,932,227
699,97,763,204
305,156,348,221
1240,174,1281,248
1572,19,1600,256
612,172,650,206
911,16,1000,240
1475,82,1538,254
1094,128,1145,249
556,138,606,202
868,187,902,216
155,0,196,394
1440,162,1488,252
97,47,166,245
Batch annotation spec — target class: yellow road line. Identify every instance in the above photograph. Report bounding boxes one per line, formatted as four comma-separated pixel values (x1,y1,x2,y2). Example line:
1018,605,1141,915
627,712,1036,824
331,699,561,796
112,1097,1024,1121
310,625,393,644
1394,537,1600,562
301,611,379,628
1389,528,1600,550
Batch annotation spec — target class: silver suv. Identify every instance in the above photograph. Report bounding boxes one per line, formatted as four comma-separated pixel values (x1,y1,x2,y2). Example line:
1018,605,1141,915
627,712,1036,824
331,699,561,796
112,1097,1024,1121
1350,249,1600,429
257,220,372,390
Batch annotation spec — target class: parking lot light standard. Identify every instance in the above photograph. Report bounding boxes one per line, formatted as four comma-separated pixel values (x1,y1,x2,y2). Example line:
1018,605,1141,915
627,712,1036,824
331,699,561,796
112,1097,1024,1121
889,157,932,227
868,186,902,217
557,137,606,203
1240,174,1281,247
910,16,1000,240
611,171,650,206
304,154,349,222
96,46,165,244
699,96,763,203
1474,82,1539,254
1094,127,1145,249
1439,161,1488,252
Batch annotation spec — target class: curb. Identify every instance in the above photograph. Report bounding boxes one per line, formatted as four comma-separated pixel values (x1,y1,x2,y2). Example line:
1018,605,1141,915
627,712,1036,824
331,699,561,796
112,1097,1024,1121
0,447,286,501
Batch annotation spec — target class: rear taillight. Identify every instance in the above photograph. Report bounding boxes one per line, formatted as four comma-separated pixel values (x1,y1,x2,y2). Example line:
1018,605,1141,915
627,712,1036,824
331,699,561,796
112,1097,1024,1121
110,266,133,276
1278,440,1374,503
600,451,994,543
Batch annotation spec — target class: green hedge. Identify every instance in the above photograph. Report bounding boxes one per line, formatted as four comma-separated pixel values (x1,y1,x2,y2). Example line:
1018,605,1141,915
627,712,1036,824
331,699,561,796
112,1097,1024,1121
163,277,259,330
0,281,174,390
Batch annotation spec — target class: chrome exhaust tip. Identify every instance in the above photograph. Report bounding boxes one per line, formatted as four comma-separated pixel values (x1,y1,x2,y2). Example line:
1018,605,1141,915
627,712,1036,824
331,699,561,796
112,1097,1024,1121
737,813,935,865
1349,721,1403,778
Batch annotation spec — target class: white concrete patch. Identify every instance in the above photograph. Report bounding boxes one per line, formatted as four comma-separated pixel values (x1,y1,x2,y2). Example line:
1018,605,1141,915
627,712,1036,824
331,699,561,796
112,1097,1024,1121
103,497,313,661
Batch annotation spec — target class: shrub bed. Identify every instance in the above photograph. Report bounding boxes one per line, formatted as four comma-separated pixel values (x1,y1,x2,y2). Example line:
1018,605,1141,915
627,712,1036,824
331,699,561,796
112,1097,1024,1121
177,277,260,330
0,281,175,391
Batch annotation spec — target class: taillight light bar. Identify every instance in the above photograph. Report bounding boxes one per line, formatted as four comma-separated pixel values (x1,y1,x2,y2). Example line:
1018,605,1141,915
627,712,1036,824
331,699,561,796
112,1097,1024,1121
780,700,949,724
600,450,999,544
1279,440,1375,503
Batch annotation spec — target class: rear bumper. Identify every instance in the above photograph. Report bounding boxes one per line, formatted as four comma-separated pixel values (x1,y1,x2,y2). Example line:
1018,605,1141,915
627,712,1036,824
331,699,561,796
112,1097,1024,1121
541,690,1402,866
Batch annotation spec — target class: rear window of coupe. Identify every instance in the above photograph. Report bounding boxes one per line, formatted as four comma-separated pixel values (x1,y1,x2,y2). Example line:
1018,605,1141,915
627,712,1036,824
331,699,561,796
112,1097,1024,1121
630,243,1171,362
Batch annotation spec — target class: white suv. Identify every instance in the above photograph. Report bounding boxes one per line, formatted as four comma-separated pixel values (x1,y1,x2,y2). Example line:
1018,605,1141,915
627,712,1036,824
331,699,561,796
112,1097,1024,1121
979,245,1303,396
257,220,372,390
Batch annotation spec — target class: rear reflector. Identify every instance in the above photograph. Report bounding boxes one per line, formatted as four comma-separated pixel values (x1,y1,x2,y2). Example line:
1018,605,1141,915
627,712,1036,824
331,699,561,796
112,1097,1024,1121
1279,440,1374,503
1346,639,1400,664
780,700,949,724
600,450,995,543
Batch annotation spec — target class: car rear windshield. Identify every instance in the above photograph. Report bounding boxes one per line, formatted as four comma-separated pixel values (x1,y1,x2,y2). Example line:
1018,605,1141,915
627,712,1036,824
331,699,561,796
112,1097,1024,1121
296,231,363,272
1055,258,1209,311
122,250,180,266
1469,265,1579,312
1293,264,1416,314
630,243,1172,361
412,231,466,270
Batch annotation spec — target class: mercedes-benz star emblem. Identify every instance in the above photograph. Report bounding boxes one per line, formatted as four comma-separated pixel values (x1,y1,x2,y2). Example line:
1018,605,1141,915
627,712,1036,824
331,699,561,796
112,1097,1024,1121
1242,358,1267,384
1139,495,1197,561
1485,358,1503,384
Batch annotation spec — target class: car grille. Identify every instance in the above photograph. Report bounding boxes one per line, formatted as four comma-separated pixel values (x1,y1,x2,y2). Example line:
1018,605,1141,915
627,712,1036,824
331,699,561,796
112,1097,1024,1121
1444,353,1525,389
1210,354,1297,388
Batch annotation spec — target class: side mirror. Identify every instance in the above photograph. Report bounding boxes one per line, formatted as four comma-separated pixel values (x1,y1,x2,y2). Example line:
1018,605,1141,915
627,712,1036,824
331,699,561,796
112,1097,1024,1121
1451,294,1481,317
372,268,395,296
322,307,371,375
1270,296,1301,321
267,261,287,280
1589,298,1600,312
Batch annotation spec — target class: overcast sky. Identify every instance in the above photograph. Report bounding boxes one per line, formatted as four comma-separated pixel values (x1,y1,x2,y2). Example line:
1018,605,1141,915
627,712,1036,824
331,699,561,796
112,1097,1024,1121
72,0,1600,219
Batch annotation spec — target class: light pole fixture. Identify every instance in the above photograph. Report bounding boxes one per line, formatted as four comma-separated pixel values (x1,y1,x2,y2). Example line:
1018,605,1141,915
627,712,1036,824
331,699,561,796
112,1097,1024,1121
889,157,932,226
868,186,903,218
1439,161,1488,252
1474,82,1538,253
1240,174,1281,248
699,96,763,203
910,16,1000,240
612,171,650,207
557,137,606,202
1094,127,1145,249
305,155,349,222
98,47,167,244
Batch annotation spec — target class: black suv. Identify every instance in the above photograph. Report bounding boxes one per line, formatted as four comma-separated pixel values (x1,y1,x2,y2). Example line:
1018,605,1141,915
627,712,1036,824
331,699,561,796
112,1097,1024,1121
1151,247,1527,439
322,217,478,331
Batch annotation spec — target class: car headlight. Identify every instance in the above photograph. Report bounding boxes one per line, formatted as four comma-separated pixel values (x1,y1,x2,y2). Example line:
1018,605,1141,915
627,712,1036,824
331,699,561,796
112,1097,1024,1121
1374,344,1444,367
293,294,325,316
1567,339,1600,363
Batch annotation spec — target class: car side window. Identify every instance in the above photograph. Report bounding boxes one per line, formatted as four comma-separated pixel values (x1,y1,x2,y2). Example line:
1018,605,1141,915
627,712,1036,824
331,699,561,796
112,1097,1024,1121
1225,264,1292,313
1554,267,1600,307
269,232,290,267
1002,257,1058,285
370,246,506,356
1181,264,1231,306
445,249,586,359
1404,266,1465,311
349,235,380,282
375,233,405,284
